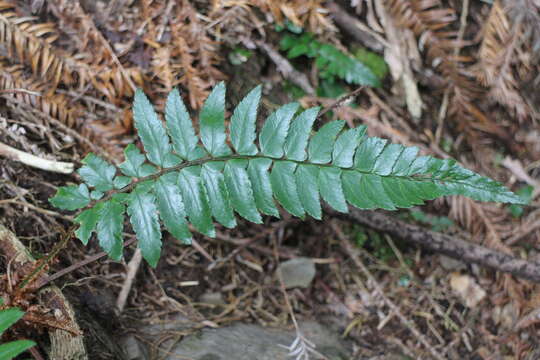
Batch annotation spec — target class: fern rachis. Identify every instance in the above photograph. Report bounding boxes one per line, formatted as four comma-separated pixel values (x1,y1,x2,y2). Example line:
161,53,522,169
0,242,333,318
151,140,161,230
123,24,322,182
50,82,526,267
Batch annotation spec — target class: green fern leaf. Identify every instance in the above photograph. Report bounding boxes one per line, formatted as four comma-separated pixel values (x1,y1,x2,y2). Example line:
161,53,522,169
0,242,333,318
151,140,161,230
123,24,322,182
199,82,231,157
0,307,35,359
133,90,173,167
96,200,125,261
247,158,280,217
119,144,157,177
127,185,161,267
49,184,90,210
270,161,305,218
154,173,192,244
178,167,216,238
224,160,262,224
280,32,382,87
296,164,322,219
50,83,526,267
201,162,237,229
308,120,345,164
230,85,261,155
259,102,299,158
284,107,319,161
78,154,117,192
0,308,25,334
333,127,366,167
166,88,199,160
74,203,103,245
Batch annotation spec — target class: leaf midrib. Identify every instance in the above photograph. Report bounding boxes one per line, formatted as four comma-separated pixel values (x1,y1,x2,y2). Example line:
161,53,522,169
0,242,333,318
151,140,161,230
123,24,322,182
86,153,485,211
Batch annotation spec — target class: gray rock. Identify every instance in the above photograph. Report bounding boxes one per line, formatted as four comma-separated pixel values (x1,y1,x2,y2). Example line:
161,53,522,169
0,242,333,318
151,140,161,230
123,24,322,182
142,321,350,360
276,257,316,289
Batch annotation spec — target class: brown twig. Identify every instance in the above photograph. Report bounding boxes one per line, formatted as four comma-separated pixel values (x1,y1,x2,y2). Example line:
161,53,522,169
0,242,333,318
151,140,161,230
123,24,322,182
0,141,74,174
115,248,142,313
316,86,365,121
255,40,315,95
38,237,137,288
326,2,387,51
333,207,540,283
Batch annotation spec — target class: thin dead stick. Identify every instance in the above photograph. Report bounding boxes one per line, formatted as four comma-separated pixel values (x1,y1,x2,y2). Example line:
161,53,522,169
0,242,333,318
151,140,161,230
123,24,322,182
256,40,315,95
326,2,388,51
39,237,137,288
2,199,73,222
0,88,41,96
191,238,214,262
331,222,445,360
316,86,365,121
0,141,74,174
333,207,540,283
116,248,143,313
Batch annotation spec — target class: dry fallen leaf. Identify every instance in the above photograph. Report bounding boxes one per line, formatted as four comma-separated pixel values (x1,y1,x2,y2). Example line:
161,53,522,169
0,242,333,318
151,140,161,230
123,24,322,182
449,272,486,308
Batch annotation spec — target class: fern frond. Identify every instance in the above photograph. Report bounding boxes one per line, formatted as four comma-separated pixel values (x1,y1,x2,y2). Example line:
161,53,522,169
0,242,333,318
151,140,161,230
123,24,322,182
50,83,526,267
280,32,383,87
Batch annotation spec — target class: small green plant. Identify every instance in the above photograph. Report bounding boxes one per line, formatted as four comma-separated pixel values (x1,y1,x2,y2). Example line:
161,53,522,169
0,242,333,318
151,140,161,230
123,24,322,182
279,32,387,87
508,185,533,218
50,82,525,267
409,209,455,232
353,226,395,262
0,302,35,360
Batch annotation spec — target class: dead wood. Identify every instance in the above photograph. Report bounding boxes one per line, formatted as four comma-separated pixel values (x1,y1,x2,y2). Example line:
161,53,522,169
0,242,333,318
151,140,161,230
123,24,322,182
0,224,87,360
326,2,385,52
334,208,540,283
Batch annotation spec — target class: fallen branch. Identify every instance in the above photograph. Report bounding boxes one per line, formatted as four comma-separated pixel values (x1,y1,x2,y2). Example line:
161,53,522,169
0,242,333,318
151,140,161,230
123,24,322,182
0,141,74,174
0,224,87,359
116,248,142,313
326,2,387,52
334,208,540,283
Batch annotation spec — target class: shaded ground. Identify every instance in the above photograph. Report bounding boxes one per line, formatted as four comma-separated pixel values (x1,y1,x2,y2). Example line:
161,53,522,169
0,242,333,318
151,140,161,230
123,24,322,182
1,0,540,359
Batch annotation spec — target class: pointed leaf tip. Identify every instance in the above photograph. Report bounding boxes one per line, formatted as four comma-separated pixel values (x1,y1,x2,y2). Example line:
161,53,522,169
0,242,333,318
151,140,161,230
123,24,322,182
230,85,261,155
133,89,172,166
200,82,231,157
166,88,198,159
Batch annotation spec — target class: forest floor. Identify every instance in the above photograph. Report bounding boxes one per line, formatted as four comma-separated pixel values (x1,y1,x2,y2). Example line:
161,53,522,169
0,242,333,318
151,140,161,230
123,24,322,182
0,0,540,359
